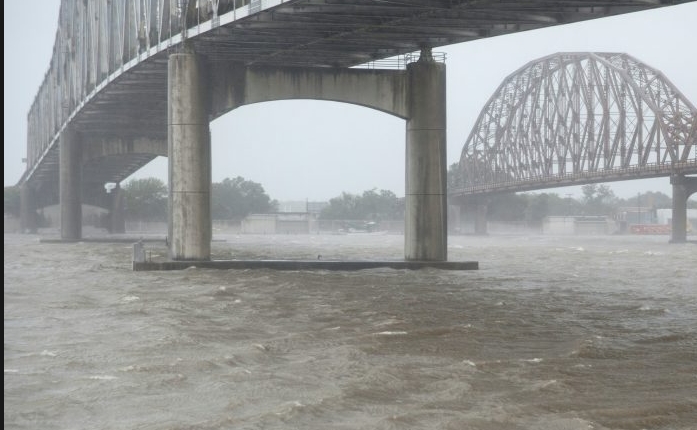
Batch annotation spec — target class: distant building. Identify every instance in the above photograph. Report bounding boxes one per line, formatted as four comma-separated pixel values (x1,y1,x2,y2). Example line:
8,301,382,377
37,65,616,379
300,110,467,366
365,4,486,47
241,212,314,234
615,208,696,235
277,201,328,214
616,206,657,225
655,208,697,226
542,216,614,235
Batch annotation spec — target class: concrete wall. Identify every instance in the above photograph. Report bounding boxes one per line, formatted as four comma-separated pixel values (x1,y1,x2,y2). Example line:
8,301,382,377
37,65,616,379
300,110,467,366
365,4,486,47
543,216,612,235
241,214,277,234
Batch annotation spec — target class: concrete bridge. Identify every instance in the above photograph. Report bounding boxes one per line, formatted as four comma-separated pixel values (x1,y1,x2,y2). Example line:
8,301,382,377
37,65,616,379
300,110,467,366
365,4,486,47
449,52,697,242
19,0,693,261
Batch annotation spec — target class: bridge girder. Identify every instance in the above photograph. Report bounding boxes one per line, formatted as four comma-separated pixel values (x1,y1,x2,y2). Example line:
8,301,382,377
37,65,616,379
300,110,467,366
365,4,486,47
455,52,697,197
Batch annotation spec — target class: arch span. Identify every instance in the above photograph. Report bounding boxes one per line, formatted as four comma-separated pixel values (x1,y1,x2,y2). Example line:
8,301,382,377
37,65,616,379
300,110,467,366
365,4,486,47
458,52,696,194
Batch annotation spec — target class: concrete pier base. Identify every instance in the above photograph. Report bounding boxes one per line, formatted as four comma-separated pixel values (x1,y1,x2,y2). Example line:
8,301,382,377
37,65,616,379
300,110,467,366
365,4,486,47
133,259,478,271
670,174,697,243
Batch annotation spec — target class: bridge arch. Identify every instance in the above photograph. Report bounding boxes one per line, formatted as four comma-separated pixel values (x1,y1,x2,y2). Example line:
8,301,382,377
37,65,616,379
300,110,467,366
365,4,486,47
208,63,409,121
458,52,696,192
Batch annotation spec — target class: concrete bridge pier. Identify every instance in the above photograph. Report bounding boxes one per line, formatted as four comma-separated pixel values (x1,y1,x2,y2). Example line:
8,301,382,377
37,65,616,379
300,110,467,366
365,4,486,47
109,184,126,234
405,51,447,261
670,174,697,243
19,183,38,233
474,202,488,235
167,45,212,260
59,127,82,240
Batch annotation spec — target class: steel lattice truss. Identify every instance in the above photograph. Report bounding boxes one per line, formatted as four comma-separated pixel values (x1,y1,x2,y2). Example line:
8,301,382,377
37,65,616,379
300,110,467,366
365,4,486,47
458,52,697,194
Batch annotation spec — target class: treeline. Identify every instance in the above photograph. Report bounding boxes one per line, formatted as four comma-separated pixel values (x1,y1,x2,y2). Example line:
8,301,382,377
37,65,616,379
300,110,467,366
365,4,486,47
120,176,278,221
4,177,692,224
2,176,277,222
483,184,676,227
319,189,404,221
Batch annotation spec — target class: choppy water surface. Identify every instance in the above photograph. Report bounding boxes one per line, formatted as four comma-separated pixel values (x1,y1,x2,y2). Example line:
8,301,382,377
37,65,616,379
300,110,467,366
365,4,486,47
4,233,697,429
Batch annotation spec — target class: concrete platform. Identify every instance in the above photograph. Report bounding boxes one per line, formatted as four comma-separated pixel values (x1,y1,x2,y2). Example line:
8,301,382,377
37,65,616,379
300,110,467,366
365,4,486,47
133,259,478,271
40,236,166,244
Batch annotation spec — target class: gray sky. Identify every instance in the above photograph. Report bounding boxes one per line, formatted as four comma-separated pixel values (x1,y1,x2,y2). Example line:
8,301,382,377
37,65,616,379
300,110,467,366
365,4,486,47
4,2,696,202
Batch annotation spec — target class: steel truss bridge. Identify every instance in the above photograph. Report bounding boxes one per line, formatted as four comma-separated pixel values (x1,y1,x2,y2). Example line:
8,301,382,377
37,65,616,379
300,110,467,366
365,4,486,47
452,52,696,199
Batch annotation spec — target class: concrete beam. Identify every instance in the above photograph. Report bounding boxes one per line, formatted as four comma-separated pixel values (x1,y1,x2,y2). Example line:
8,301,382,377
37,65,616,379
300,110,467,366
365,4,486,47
81,136,168,162
210,63,408,119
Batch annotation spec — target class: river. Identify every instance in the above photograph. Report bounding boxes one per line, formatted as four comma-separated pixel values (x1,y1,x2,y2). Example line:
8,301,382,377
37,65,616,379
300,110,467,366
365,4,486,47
4,232,696,429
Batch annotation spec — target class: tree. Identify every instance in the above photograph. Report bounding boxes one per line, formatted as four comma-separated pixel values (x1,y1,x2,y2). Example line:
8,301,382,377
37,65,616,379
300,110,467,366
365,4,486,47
122,178,168,221
524,193,550,227
319,188,404,220
447,162,464,189
487,193,528,222
581,184,617,215
212,176,276,220
617,191,671,209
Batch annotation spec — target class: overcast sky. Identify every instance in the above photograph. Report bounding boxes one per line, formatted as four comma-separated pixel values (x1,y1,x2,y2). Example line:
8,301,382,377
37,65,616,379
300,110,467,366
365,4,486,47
4,2,696,202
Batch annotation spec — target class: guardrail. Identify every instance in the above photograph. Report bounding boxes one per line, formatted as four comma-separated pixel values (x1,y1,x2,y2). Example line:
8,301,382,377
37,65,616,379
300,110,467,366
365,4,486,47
353,52,446,70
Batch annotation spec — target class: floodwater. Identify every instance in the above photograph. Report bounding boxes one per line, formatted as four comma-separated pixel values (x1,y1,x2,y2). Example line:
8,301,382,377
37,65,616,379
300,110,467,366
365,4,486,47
4,232,697,430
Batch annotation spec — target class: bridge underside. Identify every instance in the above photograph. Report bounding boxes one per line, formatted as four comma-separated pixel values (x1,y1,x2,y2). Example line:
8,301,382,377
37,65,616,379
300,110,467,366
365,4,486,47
193,1,672,68
26,0,682,190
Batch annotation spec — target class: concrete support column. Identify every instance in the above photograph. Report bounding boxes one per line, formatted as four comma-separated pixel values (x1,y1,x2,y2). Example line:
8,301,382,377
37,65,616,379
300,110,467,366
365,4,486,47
109,184,126,234
405,49,447,261
168,45,211,260
59,127,82,240
19,183,37,233
474,202,488,235
670,174,697,243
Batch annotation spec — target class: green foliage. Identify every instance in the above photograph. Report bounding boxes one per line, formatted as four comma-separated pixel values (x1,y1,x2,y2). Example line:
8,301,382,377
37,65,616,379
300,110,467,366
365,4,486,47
447,162,464,189
487,193,528,222
319,188,404,220
4,186,20,217
122,178,168,221
212,176,276,220
484,187,679,224
544,193,584,216
616,191,672,209
580,184,618,215
524,193,550,227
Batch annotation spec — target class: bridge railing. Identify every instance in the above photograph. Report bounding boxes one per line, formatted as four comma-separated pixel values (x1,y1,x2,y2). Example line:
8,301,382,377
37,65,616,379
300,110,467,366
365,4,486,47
450,160,697,196
353,52,447,70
